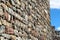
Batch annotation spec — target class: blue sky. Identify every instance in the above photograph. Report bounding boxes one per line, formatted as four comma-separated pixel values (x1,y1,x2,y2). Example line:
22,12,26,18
50,0,60,30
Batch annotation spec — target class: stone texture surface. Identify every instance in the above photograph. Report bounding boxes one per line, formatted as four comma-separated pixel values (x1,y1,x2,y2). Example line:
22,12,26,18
0,0,53,40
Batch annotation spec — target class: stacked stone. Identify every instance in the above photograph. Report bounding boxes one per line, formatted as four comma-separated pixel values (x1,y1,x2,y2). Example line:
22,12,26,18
0,0,52,40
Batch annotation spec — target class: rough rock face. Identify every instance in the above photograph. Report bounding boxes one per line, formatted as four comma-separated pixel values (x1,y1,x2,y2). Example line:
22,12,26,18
0,0,52,40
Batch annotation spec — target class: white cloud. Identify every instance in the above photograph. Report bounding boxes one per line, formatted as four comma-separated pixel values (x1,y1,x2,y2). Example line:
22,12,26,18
56,27,60,31
50,0,60,9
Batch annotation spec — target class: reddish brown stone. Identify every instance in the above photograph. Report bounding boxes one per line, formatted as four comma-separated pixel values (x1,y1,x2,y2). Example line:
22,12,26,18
4,11,8,20
40,36,45,40
5,26,14,34
31,30,39,38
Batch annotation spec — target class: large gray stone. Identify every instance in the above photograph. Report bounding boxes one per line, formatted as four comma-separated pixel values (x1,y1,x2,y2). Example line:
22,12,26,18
2,34,11,39
14,30,19,36
0,25,5,33
16,37,22,40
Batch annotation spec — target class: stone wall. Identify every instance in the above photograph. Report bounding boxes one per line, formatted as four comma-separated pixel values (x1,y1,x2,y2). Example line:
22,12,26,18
0,0,52,40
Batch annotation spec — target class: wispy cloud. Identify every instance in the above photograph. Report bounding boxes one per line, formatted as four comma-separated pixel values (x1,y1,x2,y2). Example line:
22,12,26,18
50,0,60,9
56,27,60,31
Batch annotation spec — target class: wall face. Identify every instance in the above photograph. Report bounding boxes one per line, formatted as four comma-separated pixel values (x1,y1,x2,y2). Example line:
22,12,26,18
54,31,60,40
0,0,51,40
